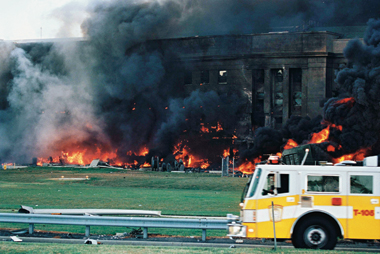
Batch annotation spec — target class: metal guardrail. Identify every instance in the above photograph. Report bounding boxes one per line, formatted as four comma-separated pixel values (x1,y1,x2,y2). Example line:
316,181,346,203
0,213,228,241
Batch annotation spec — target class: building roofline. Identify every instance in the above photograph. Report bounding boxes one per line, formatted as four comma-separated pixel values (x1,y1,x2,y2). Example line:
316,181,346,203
8,37,87,44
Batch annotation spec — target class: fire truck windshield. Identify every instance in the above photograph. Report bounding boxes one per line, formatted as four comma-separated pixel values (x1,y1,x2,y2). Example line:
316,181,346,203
240,168,262,202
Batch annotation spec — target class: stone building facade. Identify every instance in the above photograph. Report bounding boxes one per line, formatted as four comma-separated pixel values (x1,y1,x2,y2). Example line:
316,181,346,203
156,31,351,133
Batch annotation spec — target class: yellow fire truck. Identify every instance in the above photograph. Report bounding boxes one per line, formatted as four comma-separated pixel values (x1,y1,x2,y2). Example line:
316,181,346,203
228,155,380,249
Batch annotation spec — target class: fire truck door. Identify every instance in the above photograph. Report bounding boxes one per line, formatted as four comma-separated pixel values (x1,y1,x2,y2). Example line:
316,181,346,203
346,173,380,239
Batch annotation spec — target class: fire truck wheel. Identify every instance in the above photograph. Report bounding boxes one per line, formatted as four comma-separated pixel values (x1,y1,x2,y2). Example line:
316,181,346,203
292,217,337,250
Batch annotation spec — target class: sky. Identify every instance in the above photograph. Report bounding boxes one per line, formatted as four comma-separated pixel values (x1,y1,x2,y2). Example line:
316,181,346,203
0,0,91,41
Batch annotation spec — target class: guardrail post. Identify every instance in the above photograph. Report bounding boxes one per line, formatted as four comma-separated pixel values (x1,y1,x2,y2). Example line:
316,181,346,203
29,223,34,234
85,226,90,237
202,229,206,241
143,227,148,239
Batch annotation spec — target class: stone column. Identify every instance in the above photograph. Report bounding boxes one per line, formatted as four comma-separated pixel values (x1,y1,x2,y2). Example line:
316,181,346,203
306,58,327,117
282,67,289,124
264,69,272,127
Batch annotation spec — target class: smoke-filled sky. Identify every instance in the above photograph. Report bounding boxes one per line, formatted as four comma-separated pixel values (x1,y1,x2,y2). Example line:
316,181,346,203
1,0,380,165
0,0,90,40
2,0,380,40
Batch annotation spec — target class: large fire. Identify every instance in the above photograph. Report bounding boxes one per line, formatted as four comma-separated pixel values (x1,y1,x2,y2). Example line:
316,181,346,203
35,96,371,175
36,120,234,170
37,149,121,167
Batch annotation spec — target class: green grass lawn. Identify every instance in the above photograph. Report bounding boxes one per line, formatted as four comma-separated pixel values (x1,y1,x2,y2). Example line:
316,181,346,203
0,242,373,254
0,167,247,236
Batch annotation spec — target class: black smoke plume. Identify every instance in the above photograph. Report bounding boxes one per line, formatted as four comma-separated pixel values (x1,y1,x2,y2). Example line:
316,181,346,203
326,19,380,155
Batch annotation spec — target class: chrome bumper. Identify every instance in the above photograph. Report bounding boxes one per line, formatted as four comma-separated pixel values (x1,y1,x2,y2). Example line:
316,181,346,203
227,223,246,237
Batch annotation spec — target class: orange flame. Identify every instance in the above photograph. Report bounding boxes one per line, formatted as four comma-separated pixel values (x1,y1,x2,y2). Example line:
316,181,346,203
335,97,355,106
201,160,210,169
200,124,210,133
309,123,343,144
284,139,298,150
36,146,124,166
173,141,212,169
67,152,85,165
236,157,262,175
141,162,151,167
173,141,192,167
332,148,368,164
139,146,149,156
216,122,223,132
327,145,335,152
210,122,223,132
330,123,343,131
309,128,330,144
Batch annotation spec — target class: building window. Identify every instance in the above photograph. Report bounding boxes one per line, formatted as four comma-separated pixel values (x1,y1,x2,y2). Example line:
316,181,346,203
275,69,283,82
200,70,209,85
350,175,373,194
184,71,192,85
218,70,227,84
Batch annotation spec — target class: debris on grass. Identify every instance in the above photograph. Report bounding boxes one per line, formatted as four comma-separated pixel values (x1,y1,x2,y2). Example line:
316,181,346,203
10,236,22,242
11,229,28,235
84,239,102,245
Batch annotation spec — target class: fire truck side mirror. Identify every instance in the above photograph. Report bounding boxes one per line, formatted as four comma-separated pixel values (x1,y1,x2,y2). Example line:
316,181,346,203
274,172,281,189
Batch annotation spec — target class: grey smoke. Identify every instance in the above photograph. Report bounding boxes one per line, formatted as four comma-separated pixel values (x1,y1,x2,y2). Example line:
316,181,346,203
3,44,105,162
50,1,89,38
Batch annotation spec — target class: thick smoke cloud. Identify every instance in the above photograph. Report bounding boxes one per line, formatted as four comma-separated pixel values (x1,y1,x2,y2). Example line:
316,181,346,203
282,115,324,145
240,127,283,161
325,19,380,154
243,18,380,162
0,0,380,164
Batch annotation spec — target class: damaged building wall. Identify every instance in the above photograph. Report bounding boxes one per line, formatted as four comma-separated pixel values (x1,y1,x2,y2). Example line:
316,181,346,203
145,31,349,134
